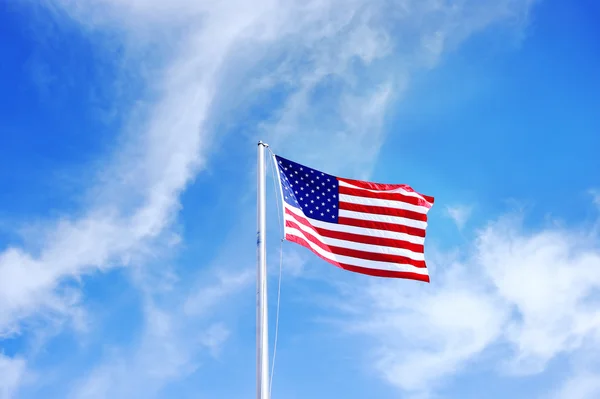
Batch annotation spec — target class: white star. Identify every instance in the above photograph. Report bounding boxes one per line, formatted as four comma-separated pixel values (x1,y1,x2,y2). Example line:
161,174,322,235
321,213,324,216
316,206,319,210
333,205,336,208
327,209,330,212
300,187,304,190
311,200,314,203
322,202,325,206
331,215,335,219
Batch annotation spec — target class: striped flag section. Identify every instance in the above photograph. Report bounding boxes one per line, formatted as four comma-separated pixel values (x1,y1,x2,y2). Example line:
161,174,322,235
274,155,434,282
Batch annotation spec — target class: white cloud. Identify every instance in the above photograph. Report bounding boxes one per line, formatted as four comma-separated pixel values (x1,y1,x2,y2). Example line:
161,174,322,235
69,314,228,399
445,205,473,230
0,355,26,399
477,216,600,374
69,266,246,399
343,209,600,397
552,369,600,399
280,247,309,278
591,189,600,209
183,269,254,317
0,0,281,338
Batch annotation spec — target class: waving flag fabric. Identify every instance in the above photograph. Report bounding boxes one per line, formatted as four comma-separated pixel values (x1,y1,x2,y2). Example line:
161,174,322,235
274,155,434,282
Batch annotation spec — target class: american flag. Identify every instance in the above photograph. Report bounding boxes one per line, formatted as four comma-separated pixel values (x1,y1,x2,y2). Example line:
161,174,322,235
274,155,435,282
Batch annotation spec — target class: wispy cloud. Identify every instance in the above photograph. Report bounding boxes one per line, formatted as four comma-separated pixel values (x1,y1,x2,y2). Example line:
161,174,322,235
183,270,254,318
552,369,600,399
68,265,246,399
0,355,26,399
591,189,600,210
280,247,309,278
445,204,474,230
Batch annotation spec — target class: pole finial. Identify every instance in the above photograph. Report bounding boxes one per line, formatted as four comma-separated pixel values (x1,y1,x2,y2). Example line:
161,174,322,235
258,141,269,147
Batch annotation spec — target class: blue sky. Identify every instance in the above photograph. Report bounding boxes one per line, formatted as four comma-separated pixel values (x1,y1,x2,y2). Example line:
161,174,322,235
1,0,600,398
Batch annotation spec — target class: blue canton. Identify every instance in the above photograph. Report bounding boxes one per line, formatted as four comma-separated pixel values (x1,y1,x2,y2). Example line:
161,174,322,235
275,155,339,223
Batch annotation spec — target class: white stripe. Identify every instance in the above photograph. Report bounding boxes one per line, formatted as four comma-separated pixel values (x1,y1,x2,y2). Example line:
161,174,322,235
339,194,429,214
284,204,425,245
339,209,428,230
285,227,429,275
338,180,431,204
287,216,425,261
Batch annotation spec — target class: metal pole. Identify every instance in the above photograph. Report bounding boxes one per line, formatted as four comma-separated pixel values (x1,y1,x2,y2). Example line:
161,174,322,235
257,141,270,399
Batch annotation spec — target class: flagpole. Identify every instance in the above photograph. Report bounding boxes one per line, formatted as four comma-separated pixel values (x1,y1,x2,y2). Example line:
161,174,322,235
256,141,270,399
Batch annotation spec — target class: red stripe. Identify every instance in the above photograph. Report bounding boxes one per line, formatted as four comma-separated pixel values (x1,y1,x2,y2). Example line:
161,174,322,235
339,217,426,237
338,178,434,205
286,220,331,252
284,208,425,253
285,220,426,268
319,227,424,253
339,185,433,209
339,201,428,222
285,235,430,283
285,208,319,231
